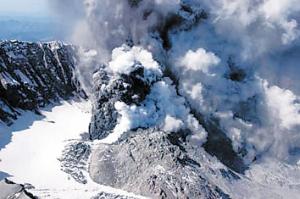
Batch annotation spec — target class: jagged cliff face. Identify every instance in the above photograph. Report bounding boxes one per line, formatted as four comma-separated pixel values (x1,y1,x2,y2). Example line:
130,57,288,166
0,40,86,125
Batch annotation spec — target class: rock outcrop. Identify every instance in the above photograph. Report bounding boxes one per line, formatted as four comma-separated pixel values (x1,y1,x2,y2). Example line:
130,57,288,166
90,129,231,199
88,46,243,198
86,2,249,196
0,40,86,125
0,178,37,199
89,64,154,140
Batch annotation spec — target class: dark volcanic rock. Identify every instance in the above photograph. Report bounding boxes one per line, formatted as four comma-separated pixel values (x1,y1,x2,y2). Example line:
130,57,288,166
89,65,155,140
59,141,91,184
0,40,86,124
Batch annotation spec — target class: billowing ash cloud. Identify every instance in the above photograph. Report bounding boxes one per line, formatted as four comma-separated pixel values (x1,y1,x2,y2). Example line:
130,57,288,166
200,0,300,94
49,0,300,164
49,0,181,60
202,0,300,57
48,0,182,93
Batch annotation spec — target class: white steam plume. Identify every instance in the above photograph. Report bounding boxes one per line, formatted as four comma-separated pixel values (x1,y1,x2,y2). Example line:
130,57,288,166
49,0,300,164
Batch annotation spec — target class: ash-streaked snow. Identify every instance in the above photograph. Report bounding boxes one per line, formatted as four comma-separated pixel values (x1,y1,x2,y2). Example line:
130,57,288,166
0,100,144,199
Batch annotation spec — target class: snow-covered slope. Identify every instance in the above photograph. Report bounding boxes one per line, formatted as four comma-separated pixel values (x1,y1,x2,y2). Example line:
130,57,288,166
0,100,143,199
0,101,90,188
0,178,36,199
0,40,86,125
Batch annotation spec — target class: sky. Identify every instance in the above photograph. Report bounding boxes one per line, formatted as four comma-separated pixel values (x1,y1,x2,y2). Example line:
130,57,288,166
0,0,50,16
0,0,65,41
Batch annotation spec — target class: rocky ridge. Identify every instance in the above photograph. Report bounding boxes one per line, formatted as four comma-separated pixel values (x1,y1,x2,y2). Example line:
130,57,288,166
88,60,242,198
90,129,232,199
0,178,37,199
0,40,86,125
